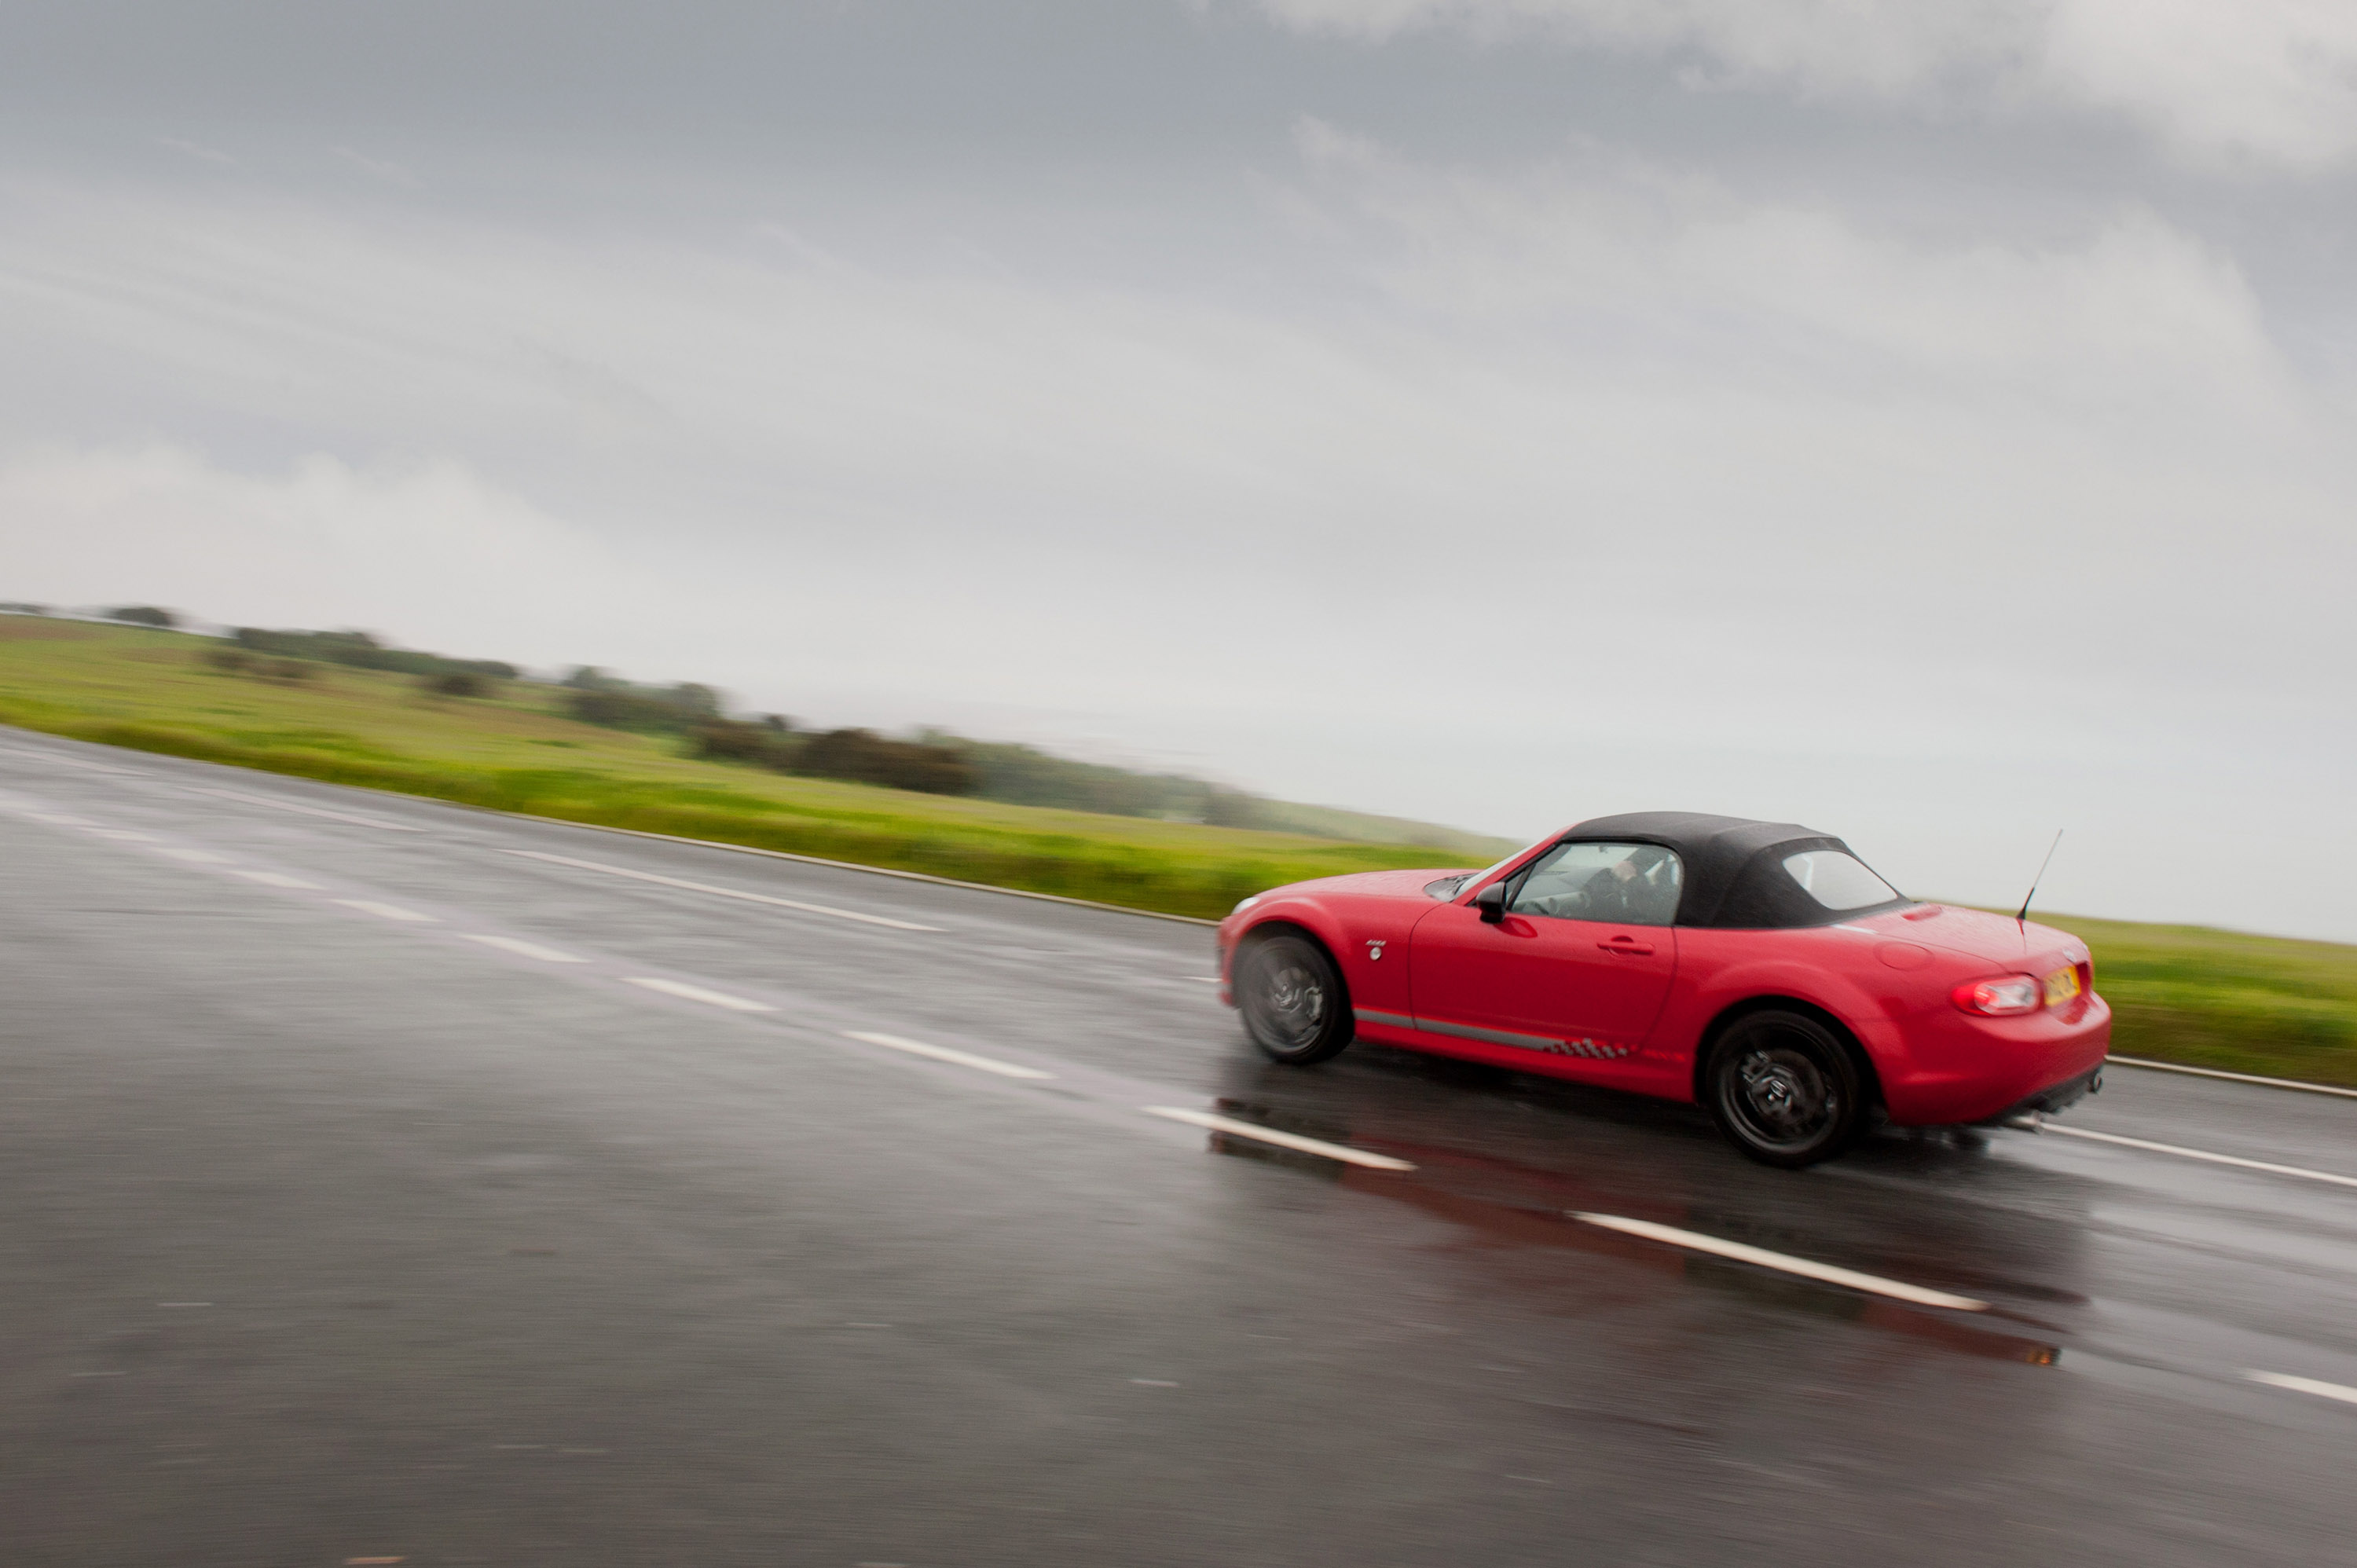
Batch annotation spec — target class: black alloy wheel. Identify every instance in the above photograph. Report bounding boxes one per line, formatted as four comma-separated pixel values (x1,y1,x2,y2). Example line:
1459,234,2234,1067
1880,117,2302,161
1705,1009,1868,1167
1237,932,1354,1065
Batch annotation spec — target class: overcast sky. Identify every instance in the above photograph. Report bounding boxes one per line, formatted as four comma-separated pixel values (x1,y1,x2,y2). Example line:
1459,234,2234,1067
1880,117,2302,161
4,1,2354,939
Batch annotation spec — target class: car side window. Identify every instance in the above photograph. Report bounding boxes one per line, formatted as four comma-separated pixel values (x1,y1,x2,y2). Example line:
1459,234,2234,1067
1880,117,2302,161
1507,841,1682,927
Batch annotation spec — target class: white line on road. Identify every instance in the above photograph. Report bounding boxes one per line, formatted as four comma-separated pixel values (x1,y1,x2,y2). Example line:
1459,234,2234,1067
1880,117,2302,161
89,829,155,841
624,976,777,1013
183,786,423,831
502,849,942,932
464,933,589,964
2247,1371,2357,1407
1143,1107,1417,1171
156,846,231,863
842,1031,1054,1079
28,812,94,825
335,899,434,923
2108,1054,2357,1101
1570,1212,1991,1312
2018,1122,2357,1190
232,870,324,890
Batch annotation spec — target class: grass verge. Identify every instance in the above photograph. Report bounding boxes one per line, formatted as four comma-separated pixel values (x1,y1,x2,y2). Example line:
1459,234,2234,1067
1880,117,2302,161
2031,913,2357,1090
0,617,1468,921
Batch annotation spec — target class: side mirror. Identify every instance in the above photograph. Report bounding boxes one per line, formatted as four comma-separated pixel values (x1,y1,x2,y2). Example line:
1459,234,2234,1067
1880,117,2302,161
1472,881,1508,925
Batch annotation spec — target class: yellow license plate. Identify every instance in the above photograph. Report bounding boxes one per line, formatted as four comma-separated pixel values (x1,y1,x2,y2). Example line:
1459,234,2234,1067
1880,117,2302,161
2043,966,2083,1006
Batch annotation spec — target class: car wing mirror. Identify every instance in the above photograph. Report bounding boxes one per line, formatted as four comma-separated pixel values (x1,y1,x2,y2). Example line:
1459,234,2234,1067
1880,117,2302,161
1472,881,1508,924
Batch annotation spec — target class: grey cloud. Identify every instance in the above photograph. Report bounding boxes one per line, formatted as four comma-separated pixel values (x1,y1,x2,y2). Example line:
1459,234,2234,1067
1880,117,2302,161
1253,0,2357,170
328,146,419,187
159,137,239,167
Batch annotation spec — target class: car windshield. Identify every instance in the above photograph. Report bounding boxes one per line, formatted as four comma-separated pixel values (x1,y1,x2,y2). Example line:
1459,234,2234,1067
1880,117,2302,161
1428,836,1554,900
1781,850,1903,911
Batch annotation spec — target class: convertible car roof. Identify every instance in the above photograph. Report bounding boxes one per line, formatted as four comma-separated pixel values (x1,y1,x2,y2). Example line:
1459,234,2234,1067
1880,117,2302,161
1563,811,1901,929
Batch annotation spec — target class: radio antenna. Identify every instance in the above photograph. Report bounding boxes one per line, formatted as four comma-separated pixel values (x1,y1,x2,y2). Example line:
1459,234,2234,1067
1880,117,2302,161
2016,830,2063,928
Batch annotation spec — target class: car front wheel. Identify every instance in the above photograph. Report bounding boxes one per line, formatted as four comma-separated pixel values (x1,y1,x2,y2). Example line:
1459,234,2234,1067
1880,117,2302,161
1236,932,1353,1065
1705,1010,1867,1167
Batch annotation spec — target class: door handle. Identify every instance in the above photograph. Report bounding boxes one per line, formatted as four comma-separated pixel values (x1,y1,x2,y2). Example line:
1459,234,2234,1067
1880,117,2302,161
1597,936,1655,956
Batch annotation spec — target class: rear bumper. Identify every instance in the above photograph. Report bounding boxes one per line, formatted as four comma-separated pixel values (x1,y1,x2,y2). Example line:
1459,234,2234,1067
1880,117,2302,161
1978,1064,2103,1124
1875,995,2113,1126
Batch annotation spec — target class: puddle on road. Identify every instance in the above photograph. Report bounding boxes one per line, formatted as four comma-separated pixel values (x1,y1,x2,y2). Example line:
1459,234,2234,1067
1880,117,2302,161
1192,1097,2067,1368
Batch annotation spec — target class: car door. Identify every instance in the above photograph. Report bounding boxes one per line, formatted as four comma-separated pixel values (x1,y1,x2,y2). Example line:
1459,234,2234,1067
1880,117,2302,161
1408,840,1681,1066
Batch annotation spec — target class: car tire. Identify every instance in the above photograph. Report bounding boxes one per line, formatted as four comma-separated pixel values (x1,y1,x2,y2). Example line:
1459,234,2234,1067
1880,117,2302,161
1704,1009,1867,1168
1236,932,1354,1066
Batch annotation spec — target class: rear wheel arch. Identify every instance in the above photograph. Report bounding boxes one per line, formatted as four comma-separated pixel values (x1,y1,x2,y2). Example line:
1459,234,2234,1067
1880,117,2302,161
1692,995,1883,1110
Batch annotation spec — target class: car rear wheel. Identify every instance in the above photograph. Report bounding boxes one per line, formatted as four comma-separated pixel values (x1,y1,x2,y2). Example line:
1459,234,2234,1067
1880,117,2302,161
1705,1010,1866,1167
1236,932,1353,1065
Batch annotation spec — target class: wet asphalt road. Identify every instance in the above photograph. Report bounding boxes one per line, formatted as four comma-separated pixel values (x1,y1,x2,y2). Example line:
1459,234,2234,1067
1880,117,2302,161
2,728,2354,1568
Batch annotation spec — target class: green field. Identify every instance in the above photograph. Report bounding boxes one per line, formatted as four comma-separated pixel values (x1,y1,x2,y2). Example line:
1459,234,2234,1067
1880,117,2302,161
0,616,1486,921
2018,912,2357,1089
5,614,2354,1088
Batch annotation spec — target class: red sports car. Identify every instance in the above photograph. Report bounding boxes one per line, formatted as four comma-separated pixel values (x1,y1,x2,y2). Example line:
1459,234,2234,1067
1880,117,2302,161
1216,812,2110,1166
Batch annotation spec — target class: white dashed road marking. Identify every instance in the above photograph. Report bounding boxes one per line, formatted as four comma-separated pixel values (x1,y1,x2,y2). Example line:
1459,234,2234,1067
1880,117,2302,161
1570,1213,1991,1312
464,934,589,964
233,870,324,890
2022,1122,2357,1190
2247,1371,2357,1407
28,812,94,825
842,1031,1054,1080
334,899,436,923
156,846,232,864
502,849,943,932
183,786,423,831
624,976,777,1013
90,829,155,841
1143,1108,1416,1171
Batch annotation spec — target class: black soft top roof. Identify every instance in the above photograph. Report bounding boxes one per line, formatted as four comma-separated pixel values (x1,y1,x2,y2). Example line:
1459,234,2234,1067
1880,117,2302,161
1562,811,1905,929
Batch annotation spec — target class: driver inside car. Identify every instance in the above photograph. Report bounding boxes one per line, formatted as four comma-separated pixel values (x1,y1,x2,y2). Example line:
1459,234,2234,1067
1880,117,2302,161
1581,845,1677,924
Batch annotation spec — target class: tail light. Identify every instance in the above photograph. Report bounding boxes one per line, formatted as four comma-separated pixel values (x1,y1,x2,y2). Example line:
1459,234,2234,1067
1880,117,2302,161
1955,975,2042,1016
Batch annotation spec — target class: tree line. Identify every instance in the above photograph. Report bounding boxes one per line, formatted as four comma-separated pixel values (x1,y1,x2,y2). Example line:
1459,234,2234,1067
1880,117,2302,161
556,669,1272,818
156,616,1288,822
559,669,987,798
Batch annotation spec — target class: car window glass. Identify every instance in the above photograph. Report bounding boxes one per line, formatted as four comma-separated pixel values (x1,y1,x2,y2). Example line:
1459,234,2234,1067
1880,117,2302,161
1443,835,1556,901
1781,850,1901,911
1507,841,1682,926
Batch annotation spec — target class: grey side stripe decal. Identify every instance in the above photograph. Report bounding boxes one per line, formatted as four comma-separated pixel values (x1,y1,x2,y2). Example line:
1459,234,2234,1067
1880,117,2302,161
1354,1008,1633,1061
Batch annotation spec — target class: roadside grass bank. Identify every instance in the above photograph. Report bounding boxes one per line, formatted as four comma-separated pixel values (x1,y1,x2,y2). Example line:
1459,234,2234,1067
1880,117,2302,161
0,617,1462,919
5,617,2352,1086
2027,913,2357,1090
